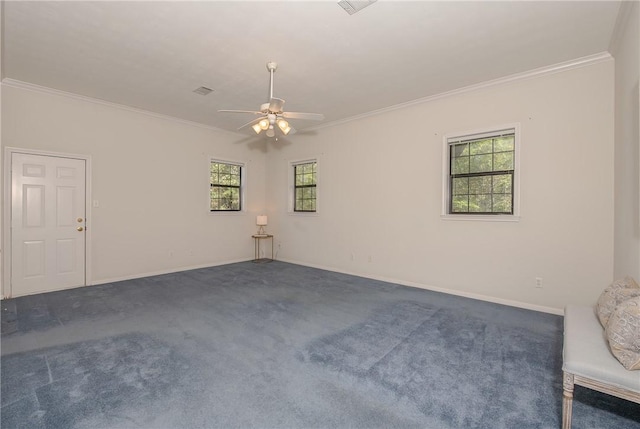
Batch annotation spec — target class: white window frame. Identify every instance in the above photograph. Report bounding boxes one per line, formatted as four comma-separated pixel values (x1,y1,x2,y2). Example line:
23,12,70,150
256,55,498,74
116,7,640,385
288,158,319,215
209,157,246,214
441,123,520,221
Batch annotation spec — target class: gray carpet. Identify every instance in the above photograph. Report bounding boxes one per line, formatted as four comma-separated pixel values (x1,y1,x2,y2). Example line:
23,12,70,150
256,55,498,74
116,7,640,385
1,261,639,428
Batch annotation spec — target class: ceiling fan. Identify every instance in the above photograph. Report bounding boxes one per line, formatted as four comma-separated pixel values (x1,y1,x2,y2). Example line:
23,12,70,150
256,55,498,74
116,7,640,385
218,62,324,137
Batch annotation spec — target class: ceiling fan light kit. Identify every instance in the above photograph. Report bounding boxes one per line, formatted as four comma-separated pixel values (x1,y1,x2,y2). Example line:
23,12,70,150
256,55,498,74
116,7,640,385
277,119,291,135
219,61,324,138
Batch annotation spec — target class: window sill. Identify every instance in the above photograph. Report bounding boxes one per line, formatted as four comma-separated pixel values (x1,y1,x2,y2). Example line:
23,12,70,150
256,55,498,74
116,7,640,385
441,214,520,222
288,211,319,217
209,211,246,216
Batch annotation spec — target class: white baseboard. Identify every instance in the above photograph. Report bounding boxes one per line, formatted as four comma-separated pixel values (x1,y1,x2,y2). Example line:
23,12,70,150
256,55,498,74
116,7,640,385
277,258,564,316
90,258,253,286
5,257,564,316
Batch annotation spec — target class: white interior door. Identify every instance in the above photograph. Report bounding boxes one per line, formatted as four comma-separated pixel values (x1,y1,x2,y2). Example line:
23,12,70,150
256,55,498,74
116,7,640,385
11,152,86,296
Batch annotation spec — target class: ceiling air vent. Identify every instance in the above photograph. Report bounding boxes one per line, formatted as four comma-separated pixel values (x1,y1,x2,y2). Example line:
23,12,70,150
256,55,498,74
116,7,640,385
338,0,377,15
193,86,213,96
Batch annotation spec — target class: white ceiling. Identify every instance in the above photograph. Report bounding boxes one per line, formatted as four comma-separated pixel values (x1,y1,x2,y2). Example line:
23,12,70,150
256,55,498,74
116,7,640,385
2,1,622,135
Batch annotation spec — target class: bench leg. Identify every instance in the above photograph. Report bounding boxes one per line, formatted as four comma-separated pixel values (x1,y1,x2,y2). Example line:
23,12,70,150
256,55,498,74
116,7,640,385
562,372,574,429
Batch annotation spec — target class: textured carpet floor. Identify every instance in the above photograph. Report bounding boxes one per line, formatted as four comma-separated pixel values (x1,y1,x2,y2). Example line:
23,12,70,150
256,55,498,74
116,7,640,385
1,261,639,428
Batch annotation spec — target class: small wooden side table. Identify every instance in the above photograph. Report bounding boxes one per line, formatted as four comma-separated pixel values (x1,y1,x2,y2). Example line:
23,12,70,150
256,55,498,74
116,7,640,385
252,234,274,263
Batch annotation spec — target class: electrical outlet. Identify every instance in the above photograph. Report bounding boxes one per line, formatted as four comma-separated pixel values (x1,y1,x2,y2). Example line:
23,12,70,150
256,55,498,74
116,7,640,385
535,277,543,288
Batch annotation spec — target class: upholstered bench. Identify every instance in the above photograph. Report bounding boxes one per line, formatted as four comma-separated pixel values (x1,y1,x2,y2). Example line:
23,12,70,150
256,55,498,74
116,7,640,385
562,304,640,428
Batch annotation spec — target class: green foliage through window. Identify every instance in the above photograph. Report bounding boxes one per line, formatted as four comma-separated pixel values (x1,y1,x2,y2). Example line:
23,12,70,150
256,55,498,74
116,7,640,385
449,131,515,215
294,161,317,212
210,161,242,211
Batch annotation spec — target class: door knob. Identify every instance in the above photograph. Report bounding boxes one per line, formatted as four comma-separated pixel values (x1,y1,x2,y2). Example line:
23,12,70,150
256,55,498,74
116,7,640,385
77,226,84,232
77,217,84,223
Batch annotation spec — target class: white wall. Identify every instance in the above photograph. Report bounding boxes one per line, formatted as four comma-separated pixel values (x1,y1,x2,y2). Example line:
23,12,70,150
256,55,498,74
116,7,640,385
613,1,640,281
267,60,615,312
1,83,267,289
0,47,622,313
0,2,4,296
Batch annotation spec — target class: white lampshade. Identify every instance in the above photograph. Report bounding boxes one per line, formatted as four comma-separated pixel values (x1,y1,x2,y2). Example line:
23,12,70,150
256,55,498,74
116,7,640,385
277,119,291,135
256,215,268,226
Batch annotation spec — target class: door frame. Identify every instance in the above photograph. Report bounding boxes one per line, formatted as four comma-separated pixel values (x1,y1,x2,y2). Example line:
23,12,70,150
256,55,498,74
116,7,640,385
2,147,93,299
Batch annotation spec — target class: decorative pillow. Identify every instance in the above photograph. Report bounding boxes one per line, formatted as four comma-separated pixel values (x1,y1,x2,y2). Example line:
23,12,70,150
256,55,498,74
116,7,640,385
605,296,640,370
596,277,640,327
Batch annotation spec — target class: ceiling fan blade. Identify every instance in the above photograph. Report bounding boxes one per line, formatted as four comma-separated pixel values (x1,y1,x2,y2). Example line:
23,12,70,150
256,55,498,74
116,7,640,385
282,111,325,121
237,117,265,131
218,109,264,115
269,98,285,113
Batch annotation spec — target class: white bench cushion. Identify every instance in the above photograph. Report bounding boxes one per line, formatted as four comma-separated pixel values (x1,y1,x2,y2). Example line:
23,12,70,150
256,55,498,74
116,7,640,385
563,304,640,392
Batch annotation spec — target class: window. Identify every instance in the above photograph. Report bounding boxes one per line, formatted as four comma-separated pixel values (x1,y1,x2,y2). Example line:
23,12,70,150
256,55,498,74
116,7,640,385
445,127,517,216
210,160,243,211
293,161,317,212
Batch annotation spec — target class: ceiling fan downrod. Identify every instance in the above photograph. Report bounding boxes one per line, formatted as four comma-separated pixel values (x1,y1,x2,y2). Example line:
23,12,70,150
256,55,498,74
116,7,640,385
267,61,277,102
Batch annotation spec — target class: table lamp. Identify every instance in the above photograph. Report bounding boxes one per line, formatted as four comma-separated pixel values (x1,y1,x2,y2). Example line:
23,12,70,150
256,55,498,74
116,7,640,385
256,215,268,235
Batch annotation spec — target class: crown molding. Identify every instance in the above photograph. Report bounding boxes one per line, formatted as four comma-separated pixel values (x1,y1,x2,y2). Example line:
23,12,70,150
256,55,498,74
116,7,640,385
2,51,613,135
0,78,240,136
308,52,614,131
